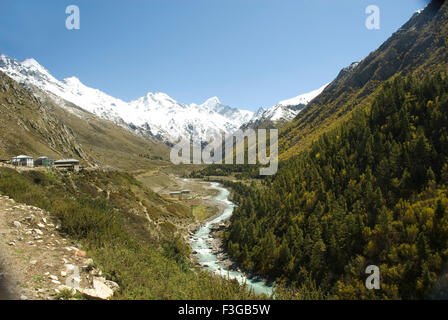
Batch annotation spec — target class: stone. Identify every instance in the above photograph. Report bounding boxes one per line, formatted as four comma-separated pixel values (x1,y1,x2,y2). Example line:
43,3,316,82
49,275,59,281
33,229,43,235
74,250,86,257
80,277,119,300
30,260,37,265
13,221,22,228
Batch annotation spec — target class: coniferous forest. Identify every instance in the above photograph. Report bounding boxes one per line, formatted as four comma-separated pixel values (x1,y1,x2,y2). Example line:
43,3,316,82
224,74,448,299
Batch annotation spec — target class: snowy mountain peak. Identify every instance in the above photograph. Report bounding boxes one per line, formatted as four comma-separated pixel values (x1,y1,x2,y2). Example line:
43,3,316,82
248,83,329,125
0,53,328,142
63,76,83,85
277,83,329,107
0,54,254,143
22,58,43,69
202,96,221,109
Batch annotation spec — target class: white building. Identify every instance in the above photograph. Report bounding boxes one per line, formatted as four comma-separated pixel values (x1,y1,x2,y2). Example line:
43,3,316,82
11,155,34,167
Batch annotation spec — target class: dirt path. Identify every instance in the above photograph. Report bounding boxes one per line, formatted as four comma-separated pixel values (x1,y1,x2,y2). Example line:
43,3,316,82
0,195,117,300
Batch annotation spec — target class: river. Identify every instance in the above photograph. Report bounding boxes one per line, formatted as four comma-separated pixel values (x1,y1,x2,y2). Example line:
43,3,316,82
190,182,274,296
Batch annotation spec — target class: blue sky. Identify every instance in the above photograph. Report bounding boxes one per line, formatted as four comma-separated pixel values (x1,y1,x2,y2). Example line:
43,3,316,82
0,0,428,111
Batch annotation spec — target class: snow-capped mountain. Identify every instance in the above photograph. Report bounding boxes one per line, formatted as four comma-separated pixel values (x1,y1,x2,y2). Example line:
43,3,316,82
0,54,253,143
277,83,328,108
248,83,329,125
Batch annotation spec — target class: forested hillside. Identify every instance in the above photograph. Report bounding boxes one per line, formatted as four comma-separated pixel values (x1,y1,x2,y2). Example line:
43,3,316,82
225,74,448,299
280,0,448,159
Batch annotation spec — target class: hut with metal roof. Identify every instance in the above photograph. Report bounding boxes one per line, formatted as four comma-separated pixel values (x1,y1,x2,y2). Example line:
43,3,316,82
54,159,80,172
11,155,34,167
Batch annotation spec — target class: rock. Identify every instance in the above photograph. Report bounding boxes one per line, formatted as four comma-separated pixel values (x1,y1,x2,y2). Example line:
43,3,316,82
74,250,86,257
13,221,22,228
30,260,37,265
8,242,15,246
33,229,43,235
49,275,59,281
51,280,61,285
37,223,45,228
20,295,28,300
80,277,119,300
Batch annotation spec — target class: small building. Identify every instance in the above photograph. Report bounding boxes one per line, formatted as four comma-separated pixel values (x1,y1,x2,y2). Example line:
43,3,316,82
54,159,80,172
11,155,34,167
34,156,54,168
169,190,191,200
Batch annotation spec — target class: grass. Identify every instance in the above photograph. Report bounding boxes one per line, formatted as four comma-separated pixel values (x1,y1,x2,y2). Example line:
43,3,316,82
192,205,211,221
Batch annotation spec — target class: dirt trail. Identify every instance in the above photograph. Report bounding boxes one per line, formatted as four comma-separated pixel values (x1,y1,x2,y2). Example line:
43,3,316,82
0,195,116,300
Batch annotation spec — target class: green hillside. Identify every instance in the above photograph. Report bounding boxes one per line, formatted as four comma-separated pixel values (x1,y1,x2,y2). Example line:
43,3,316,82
225,73,448,299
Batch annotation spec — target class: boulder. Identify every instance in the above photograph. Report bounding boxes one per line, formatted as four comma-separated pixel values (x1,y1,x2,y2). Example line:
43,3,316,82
80,277,119,300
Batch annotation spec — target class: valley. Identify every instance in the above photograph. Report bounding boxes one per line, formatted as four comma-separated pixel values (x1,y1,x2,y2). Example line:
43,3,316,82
0,164,264,299
0,0,448,301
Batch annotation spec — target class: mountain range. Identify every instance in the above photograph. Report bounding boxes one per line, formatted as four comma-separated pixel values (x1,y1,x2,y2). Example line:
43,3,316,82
0,55,325,144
